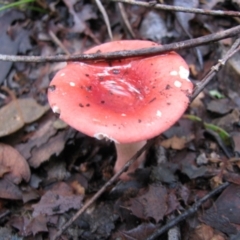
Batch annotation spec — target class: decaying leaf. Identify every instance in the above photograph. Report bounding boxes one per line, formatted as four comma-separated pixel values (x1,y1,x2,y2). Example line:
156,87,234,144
0,98,49,137
189,224,226,240
130,185,167,222
174,0,198,33
139,11,167,42
181,163,207,179
0,165,11,178
0,143,30,184
81,202,117,239
207,98,233,115
62,0,97,33
119,223,156,240
0,178,22,200
0,10,25,84
16,117,74,168
160,135,189,150
201,184,240,235
25,215,48,236
32,182,83,217
231,132,240,153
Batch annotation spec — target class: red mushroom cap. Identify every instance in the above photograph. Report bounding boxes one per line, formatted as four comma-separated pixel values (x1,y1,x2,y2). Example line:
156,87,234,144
48,40,193,143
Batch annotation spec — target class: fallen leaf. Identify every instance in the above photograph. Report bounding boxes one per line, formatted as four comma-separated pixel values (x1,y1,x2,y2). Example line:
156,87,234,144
189,224,224,240
231,132,240,153
140,11,167,42
22,189,40,203
25,215,48,236
201,184,240,235
160,135,188,150
0,10,25,84
177,184,190,205
119,223,156,240
130,185,167,222
0,179,22,200
28,129,68,168
0,165,10,178
62,0,97,33
32,182,83,217
166,190,180,215
0,98,49,137
181,163,207,179
81,202,117,239
212,108,240,131
207,98,233,115
0,227,21,240
150,164,177,184
174,0,198,33
16,116,74,168
0,143,30,183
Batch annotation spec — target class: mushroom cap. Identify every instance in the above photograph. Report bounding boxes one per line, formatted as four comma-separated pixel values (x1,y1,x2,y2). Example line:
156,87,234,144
48,40,193,143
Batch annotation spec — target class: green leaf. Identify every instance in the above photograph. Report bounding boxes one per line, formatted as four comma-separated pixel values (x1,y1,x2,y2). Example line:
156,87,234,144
183,114,230,145
209,90,225,99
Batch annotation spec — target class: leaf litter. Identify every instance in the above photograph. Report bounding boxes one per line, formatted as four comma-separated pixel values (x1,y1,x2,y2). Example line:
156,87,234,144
0,0,240,239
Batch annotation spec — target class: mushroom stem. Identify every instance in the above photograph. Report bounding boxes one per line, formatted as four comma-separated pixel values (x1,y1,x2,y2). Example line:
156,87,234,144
114,140,147,180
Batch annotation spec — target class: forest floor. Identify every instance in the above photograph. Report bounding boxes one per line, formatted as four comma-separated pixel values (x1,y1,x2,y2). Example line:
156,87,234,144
0,0,240,240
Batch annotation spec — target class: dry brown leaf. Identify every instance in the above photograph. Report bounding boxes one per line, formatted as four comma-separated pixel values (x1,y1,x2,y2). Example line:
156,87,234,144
32,182,83,217
28,130,67,168
201,184,240,235
0,143,30,183
0,165,10,178
160,135,187,150
130,185,167,222
119,223,156,240
0,178,22,200
0,98,49,137
190,224,214,240
25,215,48,236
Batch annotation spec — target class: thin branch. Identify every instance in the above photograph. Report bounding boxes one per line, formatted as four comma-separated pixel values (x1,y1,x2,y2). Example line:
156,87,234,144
52,138,157,240
146,182,230,240
0,25,240,63
48,30,70,56
112,0,240,17
117,2,136,38
95,0,113,40
191,37,240,100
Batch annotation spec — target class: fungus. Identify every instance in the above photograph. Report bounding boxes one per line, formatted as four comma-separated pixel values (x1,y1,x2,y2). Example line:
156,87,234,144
48,40,193,180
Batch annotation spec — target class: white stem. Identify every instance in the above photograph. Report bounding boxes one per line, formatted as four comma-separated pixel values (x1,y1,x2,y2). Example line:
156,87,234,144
114,140,147,180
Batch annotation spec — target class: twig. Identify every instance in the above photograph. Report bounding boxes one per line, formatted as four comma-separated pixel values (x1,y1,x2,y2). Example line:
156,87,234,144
146,182,230,240
95,0,113,40
112,0,240,17
52,138,157,240
48,30,70,56
191,37,240,101
117,2,136,38
0,25,240,63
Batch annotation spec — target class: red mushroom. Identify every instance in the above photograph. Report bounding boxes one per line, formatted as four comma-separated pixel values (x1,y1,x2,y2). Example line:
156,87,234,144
48,40,193,180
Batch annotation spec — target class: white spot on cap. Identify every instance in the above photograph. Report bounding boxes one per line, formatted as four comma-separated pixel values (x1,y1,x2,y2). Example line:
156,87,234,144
170,70,178,76
174,81,182,88
69,82,75,87
52,105,61,114
60,73,65,77
93,118,100,123
179,66,189,80
121,113,126,116
94,133,119,143
156,110,162,117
